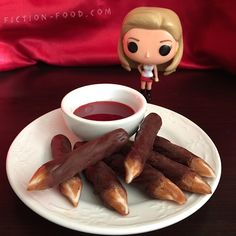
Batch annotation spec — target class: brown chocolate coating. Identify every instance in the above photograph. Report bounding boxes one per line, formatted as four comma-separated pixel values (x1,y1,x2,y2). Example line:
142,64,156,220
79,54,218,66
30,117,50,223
106,151,186,203
148,151,195,182
50,134,83,207
124,113,162,182
73,141,87,150
85,161,124,194
153,136,196,165
133,164,166,186
51,134,72,159
133,113,162,161
85,161,128,215
105,153,126,176
108,154,165,189
148,151,212,194
47,128,129,187
153,136,215,178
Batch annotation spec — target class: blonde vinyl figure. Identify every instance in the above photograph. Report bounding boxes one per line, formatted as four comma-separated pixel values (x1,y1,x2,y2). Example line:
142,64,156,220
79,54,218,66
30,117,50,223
118,7,183,102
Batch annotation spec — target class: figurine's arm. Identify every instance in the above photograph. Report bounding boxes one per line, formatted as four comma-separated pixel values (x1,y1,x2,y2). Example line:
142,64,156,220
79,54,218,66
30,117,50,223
138,64,143,75
153,66,159,82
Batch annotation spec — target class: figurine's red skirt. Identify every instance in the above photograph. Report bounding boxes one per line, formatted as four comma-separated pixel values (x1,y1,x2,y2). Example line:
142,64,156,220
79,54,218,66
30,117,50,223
140,76,153,83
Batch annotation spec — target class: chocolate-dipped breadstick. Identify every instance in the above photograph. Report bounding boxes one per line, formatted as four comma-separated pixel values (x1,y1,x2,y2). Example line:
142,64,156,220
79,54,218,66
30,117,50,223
85,161,129,216
106,152,186,204
73,141,86,150
28,128,129,190
51,134,83,207
124,113,162,183
27,158,65,191
148,151,212,194
74,140,129,215
133,164,186,204
153,136,215,178
51,134,72,158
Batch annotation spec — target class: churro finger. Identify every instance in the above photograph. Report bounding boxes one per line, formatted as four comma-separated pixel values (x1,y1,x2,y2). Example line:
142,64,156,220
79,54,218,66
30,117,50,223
28,129,129,190
27,158,64,191
106,153,186,204
75,140,128,214
85,161,129,216
51,134,83,207
73,141,87,150
134,164,186,204
51,134,72,158
58,175,82,207
154,136,215,178
124,113,162,183
148,151,212,194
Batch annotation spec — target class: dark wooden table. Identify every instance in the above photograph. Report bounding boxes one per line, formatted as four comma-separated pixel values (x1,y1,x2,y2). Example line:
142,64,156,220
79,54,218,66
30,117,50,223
1,65,236,236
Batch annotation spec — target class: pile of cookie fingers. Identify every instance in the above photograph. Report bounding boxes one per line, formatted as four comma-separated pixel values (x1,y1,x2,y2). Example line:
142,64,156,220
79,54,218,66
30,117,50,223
27,113,215,216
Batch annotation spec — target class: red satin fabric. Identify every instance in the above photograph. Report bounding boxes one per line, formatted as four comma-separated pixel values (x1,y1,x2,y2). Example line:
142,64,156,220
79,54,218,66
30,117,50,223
0,0,236,73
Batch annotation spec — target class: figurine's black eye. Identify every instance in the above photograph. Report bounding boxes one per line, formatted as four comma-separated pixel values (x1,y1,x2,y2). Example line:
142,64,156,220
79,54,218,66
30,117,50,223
159,45,171,56
128,42,138,53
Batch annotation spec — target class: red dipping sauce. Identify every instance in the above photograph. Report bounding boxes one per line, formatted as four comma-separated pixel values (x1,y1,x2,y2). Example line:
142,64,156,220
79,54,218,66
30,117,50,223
73,101,135,121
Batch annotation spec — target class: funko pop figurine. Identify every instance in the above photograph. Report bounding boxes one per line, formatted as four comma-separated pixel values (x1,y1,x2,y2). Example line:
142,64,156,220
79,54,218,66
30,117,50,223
118,7,183,102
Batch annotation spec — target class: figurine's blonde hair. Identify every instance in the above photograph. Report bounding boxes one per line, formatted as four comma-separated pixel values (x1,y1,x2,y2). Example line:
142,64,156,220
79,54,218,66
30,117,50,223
118,7,183,75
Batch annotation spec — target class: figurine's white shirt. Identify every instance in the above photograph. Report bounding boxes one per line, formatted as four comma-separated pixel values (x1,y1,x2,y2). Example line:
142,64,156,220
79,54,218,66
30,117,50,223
141,65,154,78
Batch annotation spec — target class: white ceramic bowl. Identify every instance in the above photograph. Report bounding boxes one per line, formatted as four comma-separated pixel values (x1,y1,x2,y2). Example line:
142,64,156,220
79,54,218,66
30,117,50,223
61,83,147,140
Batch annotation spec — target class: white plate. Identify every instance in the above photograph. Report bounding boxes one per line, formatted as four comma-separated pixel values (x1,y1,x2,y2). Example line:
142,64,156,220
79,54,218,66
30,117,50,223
6,104,221,235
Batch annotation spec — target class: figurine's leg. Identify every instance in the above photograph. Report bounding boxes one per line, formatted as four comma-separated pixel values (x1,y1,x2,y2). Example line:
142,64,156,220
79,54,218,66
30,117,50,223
146,90,152,103
140,81,147,98
146,82,152,103
140,89,146,96
140,79,152,102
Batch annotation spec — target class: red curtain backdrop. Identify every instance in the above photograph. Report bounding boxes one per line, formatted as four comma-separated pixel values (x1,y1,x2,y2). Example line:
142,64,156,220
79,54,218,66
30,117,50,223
0,0,235,73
